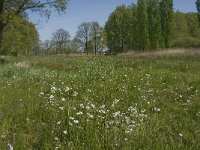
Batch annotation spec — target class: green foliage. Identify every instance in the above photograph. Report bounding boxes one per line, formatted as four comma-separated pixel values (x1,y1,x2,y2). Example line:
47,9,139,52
173,37,200,48
2,17,39,56
160,0,174,48
147,0,163,50
197,0,200,14
173,12,189,39
51,28,71,54
185,13,199,37
136,0,149,50
130,5,138,49
105,5,132,53
76,22,92,54
173,12,200,47
0,0,69,51
105,0,200,52
90,21,104,54
0,55,200,149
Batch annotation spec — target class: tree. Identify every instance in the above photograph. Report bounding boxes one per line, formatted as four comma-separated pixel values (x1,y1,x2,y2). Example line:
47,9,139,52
43,40,51,55
76,22,92,54
147,0,162,50
130,4,138,50
105,5,131,53
185,13,199,37
136,0,149,50
172,12,200,48
197,0,200,14
90,21,103,55
70,37,83,53
196,0,200,25
160,0,174,48
0,0,68,52
51,28,70,54
173,11,189,39
2,17,39,55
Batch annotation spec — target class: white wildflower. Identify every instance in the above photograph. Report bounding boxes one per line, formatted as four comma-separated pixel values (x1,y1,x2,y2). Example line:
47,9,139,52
76,111,83,115
80,104,84,108
90,104,95,109
50,95,54,99
100,105,105,109
99,109,106,114
54,137,59,141
112,99,120,107
154,107,161,112
63,130,68,134
69,117,74,120
8,143,14,150
74,120,79,124
113,111,120,118
125,116,131,124
39,92,44,96
87,113,94,119
61,97,66,102
59,107,64,110
86,105,90,110
72,91,78,97
65,87,70,92
86,89,92,92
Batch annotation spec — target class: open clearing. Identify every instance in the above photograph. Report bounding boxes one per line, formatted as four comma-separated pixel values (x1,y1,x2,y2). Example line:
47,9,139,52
0,52,200,149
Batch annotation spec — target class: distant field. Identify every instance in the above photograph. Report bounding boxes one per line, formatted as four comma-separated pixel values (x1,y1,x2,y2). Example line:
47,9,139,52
0,54,200,149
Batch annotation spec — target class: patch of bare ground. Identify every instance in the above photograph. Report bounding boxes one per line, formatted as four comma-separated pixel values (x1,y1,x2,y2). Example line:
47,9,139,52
118,48,200,57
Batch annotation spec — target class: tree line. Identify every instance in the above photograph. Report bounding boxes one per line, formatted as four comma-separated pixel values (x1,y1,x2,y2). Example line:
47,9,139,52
0,0,68,55
0,0,200,56
44,0,200,55
105,0,200,53
41,21,105,55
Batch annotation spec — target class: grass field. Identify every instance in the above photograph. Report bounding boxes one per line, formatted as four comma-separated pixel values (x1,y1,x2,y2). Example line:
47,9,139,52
0,54,200,149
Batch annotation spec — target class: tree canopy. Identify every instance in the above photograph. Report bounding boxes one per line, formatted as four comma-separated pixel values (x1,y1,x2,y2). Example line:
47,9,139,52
1,16,39,55
51,28,70,54
197,0,200,14
0,0,69,53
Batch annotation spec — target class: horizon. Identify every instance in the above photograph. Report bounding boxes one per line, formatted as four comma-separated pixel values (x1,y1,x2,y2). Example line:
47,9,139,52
29,0,198,42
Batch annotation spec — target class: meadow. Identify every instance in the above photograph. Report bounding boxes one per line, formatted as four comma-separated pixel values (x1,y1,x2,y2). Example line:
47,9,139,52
0,54,200,149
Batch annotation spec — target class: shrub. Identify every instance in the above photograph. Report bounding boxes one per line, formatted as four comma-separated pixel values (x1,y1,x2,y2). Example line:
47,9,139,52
172,37,200,48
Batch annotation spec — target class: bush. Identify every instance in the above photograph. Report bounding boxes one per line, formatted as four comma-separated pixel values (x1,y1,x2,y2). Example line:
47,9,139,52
173,37,200,48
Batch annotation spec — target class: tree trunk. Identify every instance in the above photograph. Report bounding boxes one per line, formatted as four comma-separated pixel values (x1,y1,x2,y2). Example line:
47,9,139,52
0,24,3,50
94,37,97,55
85,40,88,55
0,0,5,51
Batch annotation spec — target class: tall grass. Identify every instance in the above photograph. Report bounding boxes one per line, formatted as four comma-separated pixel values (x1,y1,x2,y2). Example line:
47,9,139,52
0,55,200,149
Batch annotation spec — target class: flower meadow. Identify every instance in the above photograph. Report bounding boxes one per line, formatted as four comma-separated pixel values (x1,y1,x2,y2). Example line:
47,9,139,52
0,55,200,149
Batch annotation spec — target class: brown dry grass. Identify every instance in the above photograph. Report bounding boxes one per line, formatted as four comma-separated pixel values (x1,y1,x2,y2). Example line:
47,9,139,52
118,48,200,57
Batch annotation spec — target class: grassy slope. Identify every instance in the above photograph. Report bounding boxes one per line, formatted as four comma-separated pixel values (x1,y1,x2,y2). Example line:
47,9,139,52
0,55,200,149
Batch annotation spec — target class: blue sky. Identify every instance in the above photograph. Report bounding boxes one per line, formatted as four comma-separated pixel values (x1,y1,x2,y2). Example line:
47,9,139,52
29,0,198,41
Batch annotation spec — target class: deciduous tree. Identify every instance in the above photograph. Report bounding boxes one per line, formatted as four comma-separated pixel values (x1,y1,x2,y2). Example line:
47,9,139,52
90,21,103,55
136,0,149,50
147,0,162,50
0,0,69,52
76,22,92,54
160,0,174,48
105,5,131,53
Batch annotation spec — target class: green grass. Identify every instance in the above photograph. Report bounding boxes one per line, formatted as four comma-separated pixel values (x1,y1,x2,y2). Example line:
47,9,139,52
0,55,200,149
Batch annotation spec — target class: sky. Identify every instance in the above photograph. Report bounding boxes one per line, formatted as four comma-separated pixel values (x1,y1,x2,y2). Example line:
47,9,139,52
29,0,198,42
